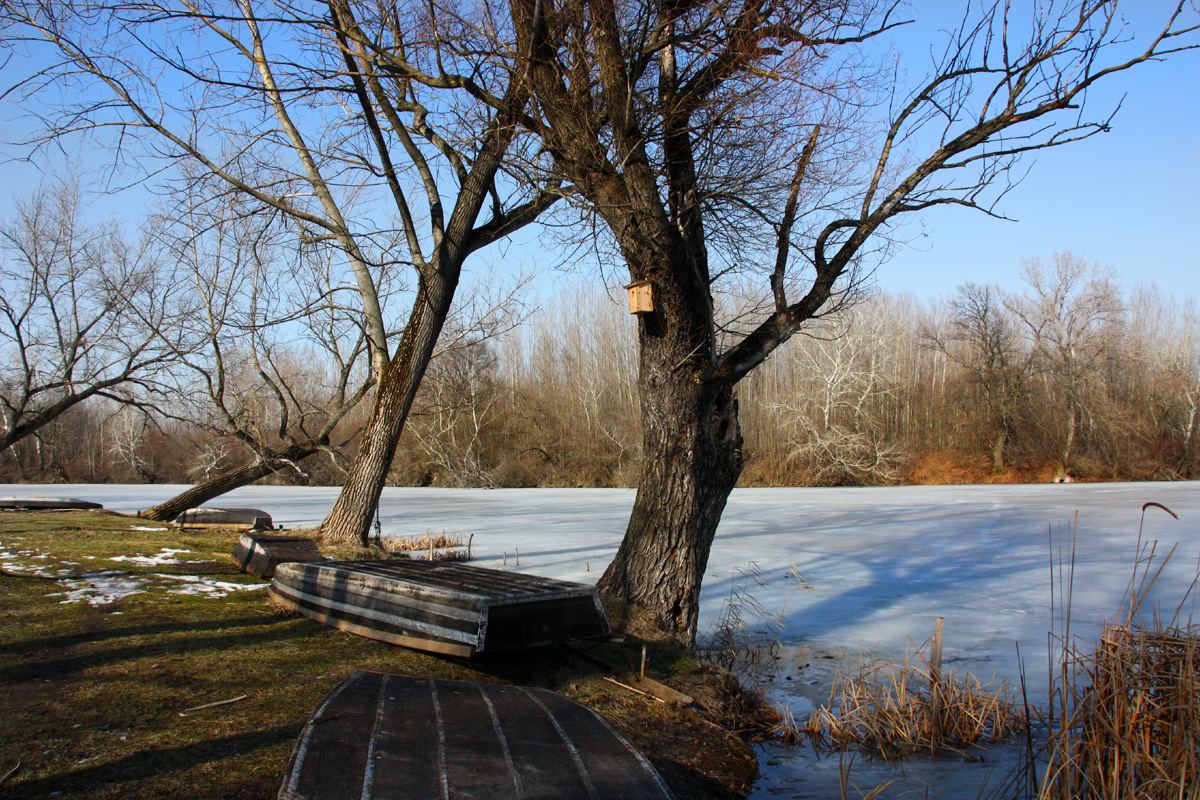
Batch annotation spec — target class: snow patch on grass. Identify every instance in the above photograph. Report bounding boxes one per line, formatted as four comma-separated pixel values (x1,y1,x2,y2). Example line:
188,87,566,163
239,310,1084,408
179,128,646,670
153,573,269,598
58,572,150,605
109,548,193,566
3,543,261,605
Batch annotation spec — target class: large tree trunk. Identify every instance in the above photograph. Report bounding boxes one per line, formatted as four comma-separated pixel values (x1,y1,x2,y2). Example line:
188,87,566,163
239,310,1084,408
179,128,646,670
597,315,744,644
141,445,319,521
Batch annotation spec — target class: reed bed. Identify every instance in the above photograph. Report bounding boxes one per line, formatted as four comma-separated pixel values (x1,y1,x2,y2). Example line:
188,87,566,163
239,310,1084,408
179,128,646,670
801,648,1026,759
382,530,472,561
1034,621,1200,799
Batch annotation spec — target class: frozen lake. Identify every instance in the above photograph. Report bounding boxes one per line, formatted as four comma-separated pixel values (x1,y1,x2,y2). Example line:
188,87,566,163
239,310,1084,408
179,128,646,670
7,481,1199,797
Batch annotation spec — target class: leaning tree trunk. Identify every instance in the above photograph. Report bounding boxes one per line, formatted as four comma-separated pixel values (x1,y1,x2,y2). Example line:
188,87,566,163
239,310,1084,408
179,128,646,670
141,444,319,521
319,276,453,545
597,322,744,645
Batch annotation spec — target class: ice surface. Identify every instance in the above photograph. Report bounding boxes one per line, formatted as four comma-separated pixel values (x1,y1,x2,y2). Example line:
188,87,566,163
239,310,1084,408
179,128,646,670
6,481,1199,797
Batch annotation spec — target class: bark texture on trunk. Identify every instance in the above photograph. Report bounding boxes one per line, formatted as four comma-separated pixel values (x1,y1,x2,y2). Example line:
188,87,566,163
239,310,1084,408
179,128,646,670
319,280,451,544
142,445,318,521
598,378,742,643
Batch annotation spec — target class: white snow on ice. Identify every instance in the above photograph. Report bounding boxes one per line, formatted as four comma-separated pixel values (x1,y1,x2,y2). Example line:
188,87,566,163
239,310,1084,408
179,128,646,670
5,481,1199,797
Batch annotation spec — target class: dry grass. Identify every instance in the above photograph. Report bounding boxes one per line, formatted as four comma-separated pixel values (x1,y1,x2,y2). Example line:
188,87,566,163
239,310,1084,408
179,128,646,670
799,644,1026,759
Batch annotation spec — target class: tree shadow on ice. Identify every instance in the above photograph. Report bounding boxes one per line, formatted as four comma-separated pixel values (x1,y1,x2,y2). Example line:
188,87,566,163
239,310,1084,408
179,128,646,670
703,504,1055,642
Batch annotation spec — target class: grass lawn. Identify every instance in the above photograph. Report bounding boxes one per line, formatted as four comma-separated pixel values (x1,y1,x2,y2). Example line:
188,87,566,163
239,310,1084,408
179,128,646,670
0,510,762,799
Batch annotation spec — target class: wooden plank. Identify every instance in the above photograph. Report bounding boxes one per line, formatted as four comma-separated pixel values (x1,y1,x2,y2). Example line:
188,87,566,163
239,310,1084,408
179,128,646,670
476,684,593,798
271,561,609,656
360,677,447,800
278,673,673,800
278,673,375,800
613,673,695,708
524,688,673,799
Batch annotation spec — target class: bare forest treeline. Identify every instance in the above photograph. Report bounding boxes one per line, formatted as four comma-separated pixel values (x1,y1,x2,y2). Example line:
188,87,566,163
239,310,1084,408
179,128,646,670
4,253,1197,488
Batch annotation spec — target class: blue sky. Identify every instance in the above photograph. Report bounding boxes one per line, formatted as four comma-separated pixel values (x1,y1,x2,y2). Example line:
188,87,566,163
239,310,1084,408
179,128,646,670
2,2,1197,304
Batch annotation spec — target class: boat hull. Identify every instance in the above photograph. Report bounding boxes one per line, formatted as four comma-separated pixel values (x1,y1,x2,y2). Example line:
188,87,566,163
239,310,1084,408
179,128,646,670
278,671,673,800
0,497,102,510
176,507,273,529
232,533,325,579
270,560,610,657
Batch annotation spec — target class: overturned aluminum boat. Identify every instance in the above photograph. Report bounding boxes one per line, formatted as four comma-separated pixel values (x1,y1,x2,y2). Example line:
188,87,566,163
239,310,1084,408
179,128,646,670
174,507,273,530
278,672,672,800
270,559,610,658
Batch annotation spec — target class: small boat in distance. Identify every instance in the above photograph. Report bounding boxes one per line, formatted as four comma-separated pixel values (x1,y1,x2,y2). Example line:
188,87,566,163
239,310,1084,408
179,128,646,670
270,559,611,657
0,497,103,510
278,672,673,800
174,507,274,530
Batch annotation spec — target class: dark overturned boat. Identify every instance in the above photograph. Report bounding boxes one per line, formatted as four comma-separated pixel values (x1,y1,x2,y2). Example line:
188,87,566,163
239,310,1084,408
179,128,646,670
269,559,610,657
232,532,325,579
174,507,274,530
278,671,673,800
0,497,103,510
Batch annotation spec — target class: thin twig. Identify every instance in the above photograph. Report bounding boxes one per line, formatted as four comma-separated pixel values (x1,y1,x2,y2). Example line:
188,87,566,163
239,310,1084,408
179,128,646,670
603,676,666,704
179,695,250,716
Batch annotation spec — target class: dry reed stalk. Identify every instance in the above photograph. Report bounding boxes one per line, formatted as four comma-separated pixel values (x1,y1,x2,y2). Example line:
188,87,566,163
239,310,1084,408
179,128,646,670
801,647,1025,758
1036,621,1200,800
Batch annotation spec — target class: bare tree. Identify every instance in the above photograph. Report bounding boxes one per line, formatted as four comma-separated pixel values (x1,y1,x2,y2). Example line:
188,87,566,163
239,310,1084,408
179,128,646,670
496,0,1197,640
107,405,156,481
1121,284,1199,478
0,179,192,454
928,283,1031,471
140,187,376,520
1007,253,1124,480
3,0,559,542
776,302,905,485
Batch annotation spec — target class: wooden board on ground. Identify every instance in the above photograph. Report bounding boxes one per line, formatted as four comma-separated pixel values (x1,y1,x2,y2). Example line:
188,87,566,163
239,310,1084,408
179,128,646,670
277,671,673,800
269,560,610,657
0,497,103,510
232,532,324,579
174,507,273,530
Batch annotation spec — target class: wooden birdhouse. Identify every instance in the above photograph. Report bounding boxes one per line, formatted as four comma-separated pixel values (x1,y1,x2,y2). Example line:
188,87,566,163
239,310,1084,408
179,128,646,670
625,280,654,314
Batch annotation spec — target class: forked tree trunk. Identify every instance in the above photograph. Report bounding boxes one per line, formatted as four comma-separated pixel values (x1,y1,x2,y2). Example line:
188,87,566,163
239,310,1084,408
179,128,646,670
598,335,744,643
141,444,319,521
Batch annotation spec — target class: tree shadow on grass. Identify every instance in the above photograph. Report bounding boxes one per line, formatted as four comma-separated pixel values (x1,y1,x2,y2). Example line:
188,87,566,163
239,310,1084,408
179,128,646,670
0,618,317,684
0,614,278,657
0,724,301,800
